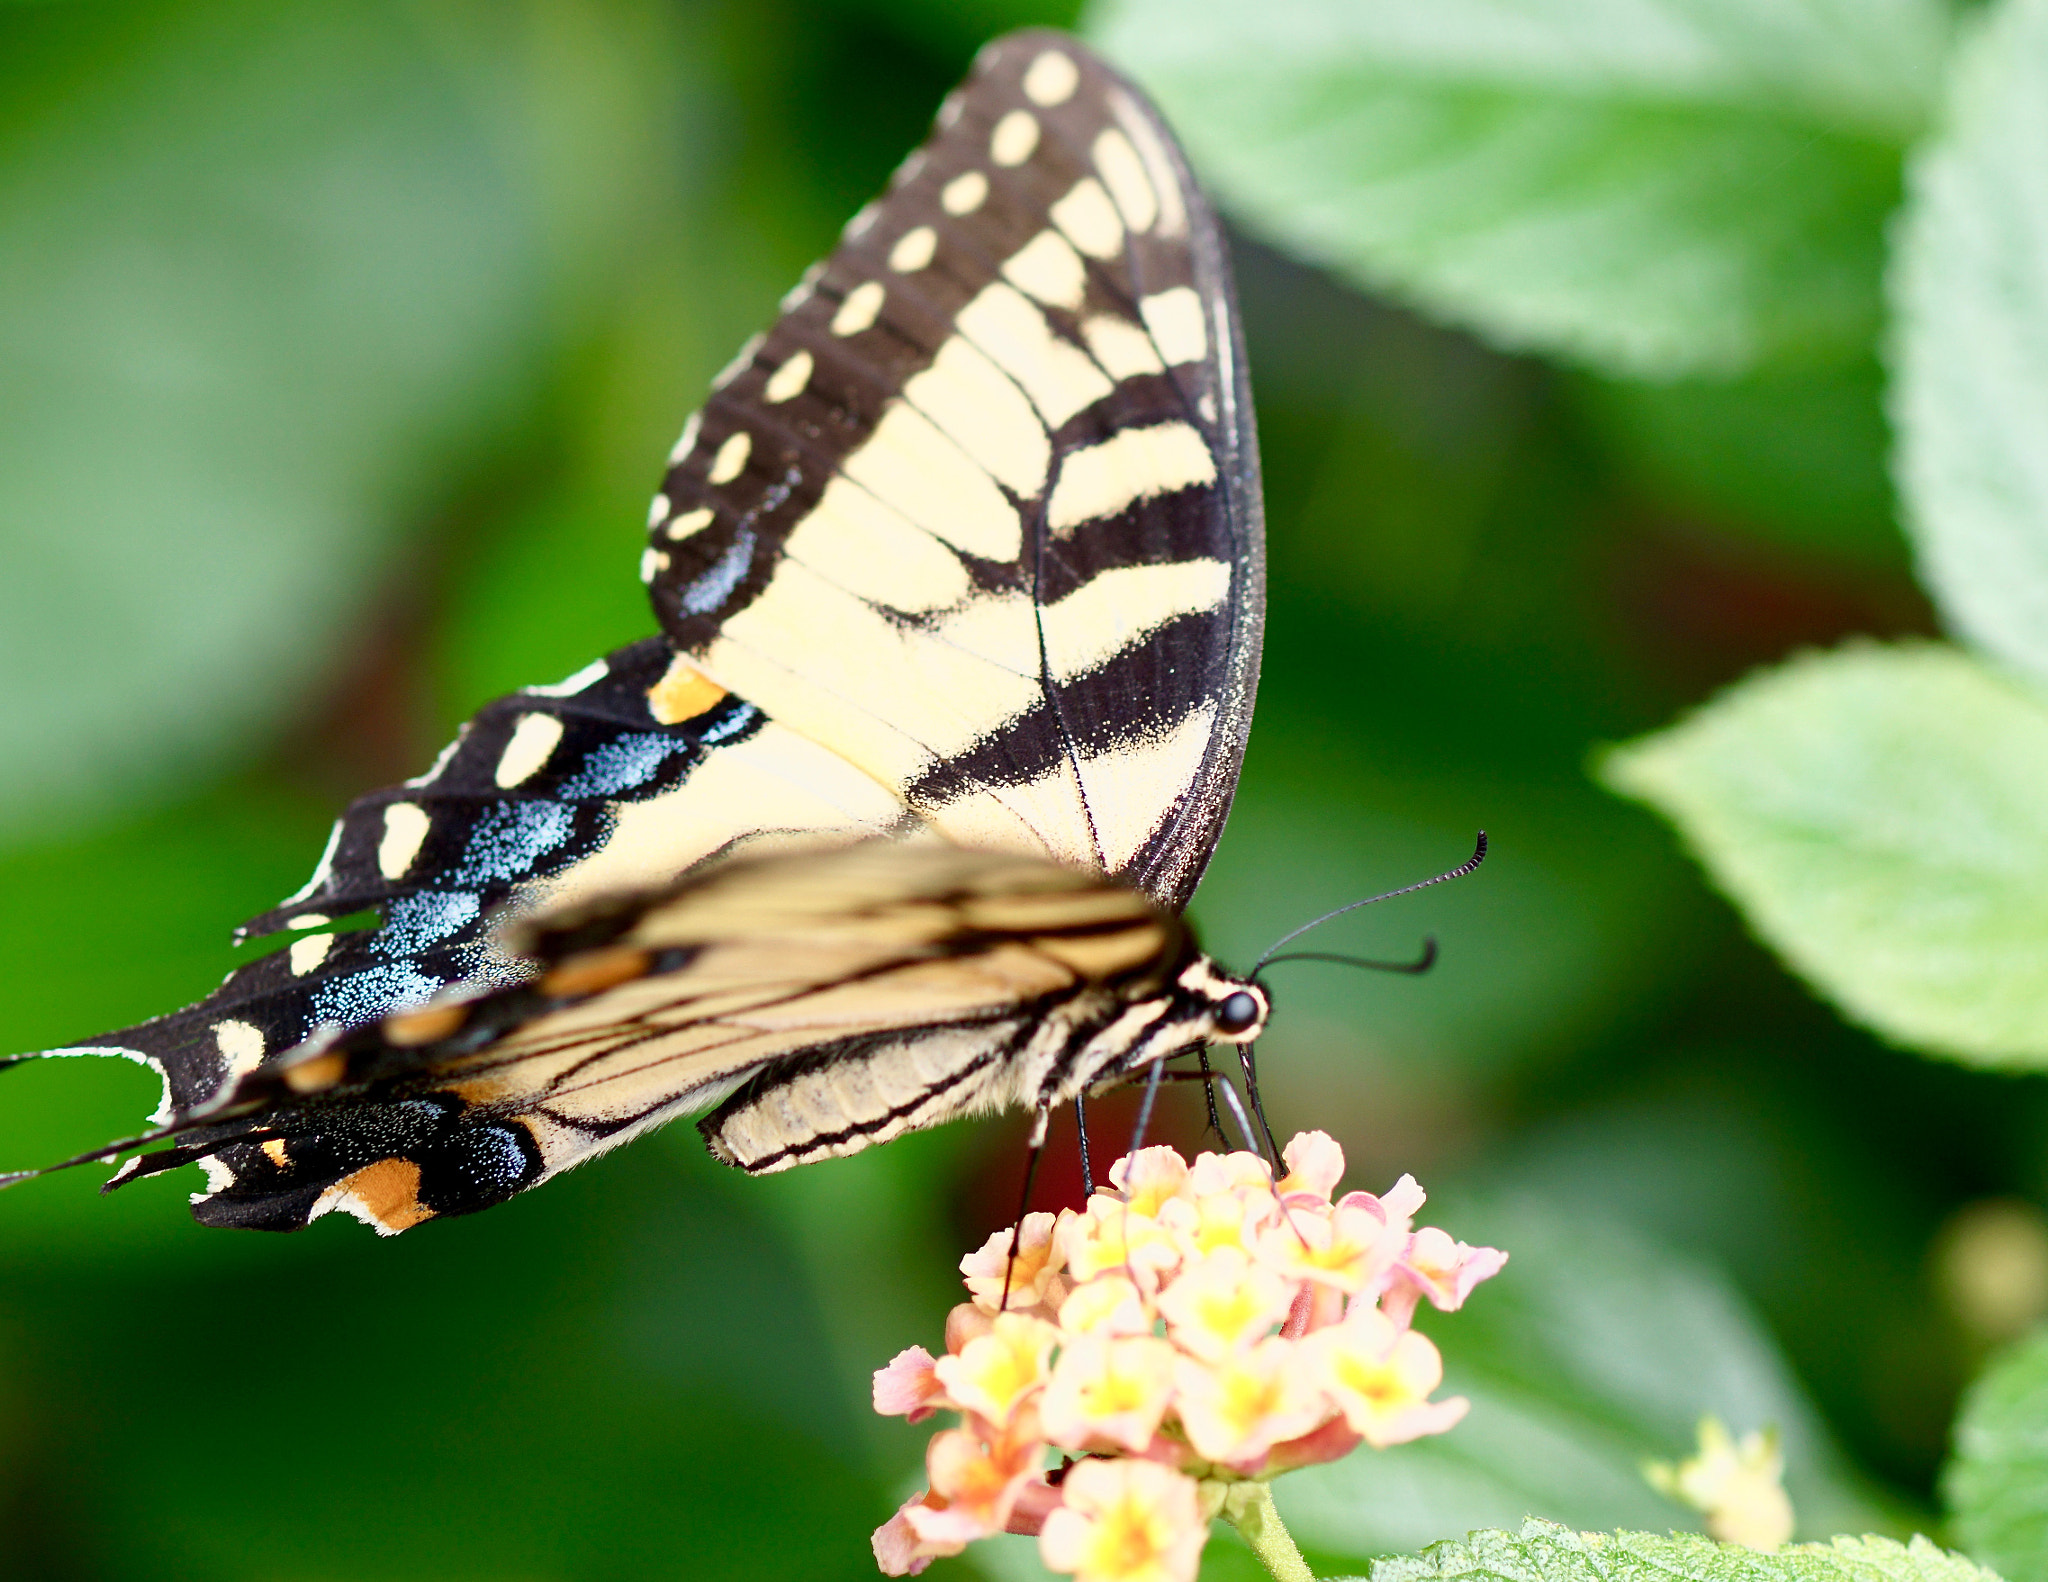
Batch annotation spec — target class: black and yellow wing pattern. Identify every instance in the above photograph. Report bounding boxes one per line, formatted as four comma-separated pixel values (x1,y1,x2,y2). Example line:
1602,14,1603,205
12,31,1268,1234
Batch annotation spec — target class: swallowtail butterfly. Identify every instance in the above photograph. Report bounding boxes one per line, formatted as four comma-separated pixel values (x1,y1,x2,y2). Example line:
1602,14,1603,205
9,30,1271,1234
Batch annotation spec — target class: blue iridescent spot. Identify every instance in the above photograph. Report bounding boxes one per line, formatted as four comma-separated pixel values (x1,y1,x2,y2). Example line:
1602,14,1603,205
375,890,482,957
447,801,575,887
313,964,444,1030
680,527,755,615
555,733,695,799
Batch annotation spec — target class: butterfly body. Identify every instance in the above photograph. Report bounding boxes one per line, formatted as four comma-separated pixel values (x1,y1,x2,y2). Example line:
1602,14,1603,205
12,30,1270,1233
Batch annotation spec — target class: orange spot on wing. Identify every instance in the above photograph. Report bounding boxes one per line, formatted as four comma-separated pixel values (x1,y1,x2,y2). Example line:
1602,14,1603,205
541,946,652,998
385,1003,469,1046
647,655,727,724
330,1158,435,1233
283,1051,347,1093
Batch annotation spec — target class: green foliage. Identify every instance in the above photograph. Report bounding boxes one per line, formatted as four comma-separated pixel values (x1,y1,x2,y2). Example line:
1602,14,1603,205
1085,0,1944,377
1372,1523,1992,1582
1276,1199,1898,1568
1604,643,2048,1070
1891,0,2048,688
1946,1327,2048,1582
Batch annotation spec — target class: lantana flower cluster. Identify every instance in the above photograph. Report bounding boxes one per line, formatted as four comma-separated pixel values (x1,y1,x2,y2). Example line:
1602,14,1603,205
871,1131,1507,1580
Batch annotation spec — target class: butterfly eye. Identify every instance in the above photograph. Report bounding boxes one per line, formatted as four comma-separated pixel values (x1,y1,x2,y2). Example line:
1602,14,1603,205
1214,990,1262,1035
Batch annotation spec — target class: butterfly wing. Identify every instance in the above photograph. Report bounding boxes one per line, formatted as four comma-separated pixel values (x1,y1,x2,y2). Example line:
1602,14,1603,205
648,30,1263,910
12,30,1262,1230
117,842,1188,1233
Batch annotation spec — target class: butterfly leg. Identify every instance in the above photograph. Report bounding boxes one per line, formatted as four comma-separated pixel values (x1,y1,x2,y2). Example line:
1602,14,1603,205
1073,1092,1095,1198
1001,1114,1050,1313
1196,1047,1225,1144
1235,1040,1283,1165
1127,1056,1169,1160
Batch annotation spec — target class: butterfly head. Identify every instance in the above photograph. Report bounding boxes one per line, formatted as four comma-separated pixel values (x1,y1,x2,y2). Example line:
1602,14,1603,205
1176,958,1269,1046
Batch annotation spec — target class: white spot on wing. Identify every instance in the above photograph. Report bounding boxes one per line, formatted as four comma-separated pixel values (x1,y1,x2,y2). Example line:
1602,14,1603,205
1024,50,1079,106
666,506,716,542
889,225,938,273
640,547,669,583
1001,230,1087,311
526,657,609,697
1051,178,1123,260
942,171,988,215
496,712,566,788
991,109,1039,166
902,333,1050,496
1109,92,1187,237
841,401,1021,560
708,431,751,485
289,933,335,976
214,1019,266,1078
379,802,431,881
289,913,329,929
1078,703,1219,873
1039,559,1231,681
1141,288,1209,365
764,349,813,403
648,493,670,528
1093,129,1158,232
782,261,825,314
784,478,971,613
832,280,886,336
1083,314,1164,378
669,411,701,464
956,283,1111,426
1046,421,1216,532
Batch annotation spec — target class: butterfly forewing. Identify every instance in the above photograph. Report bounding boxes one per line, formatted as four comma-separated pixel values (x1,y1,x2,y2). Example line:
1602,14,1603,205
649,31,1262,910
11,30,1267,1234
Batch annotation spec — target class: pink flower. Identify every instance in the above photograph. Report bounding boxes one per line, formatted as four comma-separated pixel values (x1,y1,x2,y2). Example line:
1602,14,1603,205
1155,1247,1294,1361
933,1312,1058,1424
868,1134,1503,1579
1172,1337,1327,1470
961,1211,1068,1314
1275,1130,1346,1201
1038,1458,1207,1582
1108,1145,1193,1216
1300,1306,1469,1447
1042,1333,1178,1452
873,1346,946,1422
1382,1226,1509,1327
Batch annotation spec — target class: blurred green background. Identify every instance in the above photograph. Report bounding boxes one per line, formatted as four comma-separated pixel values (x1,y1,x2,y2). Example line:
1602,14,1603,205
0,0,2037,1578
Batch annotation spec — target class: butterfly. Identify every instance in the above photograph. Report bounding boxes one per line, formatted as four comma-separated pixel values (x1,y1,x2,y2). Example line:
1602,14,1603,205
6,29,1272,1235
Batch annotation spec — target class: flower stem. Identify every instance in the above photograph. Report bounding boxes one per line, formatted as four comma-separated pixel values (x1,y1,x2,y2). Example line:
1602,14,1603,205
1220,1482,1314,1582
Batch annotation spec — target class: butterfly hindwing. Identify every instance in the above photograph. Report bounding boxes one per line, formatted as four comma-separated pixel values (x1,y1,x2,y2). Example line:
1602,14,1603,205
648,31,1263,910
157,843,1194,1233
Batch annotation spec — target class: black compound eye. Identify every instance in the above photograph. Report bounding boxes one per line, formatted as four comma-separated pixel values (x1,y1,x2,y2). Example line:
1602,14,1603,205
1215,990,1262,1035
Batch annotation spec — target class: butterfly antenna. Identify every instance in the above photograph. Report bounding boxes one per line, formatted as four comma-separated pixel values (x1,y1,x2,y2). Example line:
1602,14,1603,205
1251,832,1486,975
1259,938,1438,976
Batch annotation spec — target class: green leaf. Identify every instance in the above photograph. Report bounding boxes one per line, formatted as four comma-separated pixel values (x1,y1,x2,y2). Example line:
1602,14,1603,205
1085,0,1946,378
1603,642,2048,1068
1275,1197,1901,1563
1373,1523,1991,1582
1946,1327,2048,1582
1890,0,2048,689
